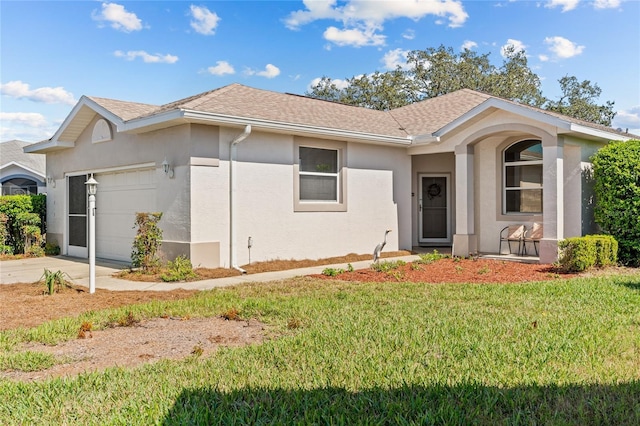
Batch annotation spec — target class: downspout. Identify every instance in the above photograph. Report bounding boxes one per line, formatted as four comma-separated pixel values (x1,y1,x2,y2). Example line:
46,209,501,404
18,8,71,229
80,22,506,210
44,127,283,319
229,125,252,273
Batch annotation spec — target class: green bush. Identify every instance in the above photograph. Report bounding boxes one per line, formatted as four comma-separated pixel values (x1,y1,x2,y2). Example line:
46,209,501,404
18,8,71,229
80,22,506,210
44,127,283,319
0,195,45,255
591,139,640,266
559,235,618,272
585,234,618,267
131,212,163,271
161,255,197,282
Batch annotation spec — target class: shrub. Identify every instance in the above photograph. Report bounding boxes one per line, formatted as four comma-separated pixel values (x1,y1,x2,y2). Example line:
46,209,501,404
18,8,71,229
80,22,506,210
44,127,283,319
161,255,197,282
591,139,640,266
585,234,618,267
44,242,60,256
131,212,163,271
558,235,618,272
415,249,450,264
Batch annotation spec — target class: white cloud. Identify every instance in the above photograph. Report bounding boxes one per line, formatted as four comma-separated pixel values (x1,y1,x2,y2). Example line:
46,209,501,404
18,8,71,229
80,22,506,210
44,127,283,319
0,81,76,105
189,5,220,35
92,2,144,32
323,24,385,47
206,61,235,76
594,0,621,9
543,36,584,59
402,29,415,40
0,112,59,141
285,0,468,47
382,48,409,70
539,54,550,62
613,106,640,135
501,39,526,57
245,64,281,79
461,40,478,50
114,50,179,63
0,112,48,127
309,77,350,91
545,0,580,12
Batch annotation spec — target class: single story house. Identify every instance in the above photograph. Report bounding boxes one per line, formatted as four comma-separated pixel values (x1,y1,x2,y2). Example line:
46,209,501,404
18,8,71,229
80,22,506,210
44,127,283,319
1,140,46,195
25,84,634,267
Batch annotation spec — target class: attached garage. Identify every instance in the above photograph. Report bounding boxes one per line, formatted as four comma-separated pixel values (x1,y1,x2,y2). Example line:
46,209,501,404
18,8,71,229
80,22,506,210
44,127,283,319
95,168,156,262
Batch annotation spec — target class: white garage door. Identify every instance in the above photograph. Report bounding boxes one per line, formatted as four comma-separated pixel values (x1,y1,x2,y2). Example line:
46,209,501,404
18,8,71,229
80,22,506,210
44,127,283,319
95,168,156,262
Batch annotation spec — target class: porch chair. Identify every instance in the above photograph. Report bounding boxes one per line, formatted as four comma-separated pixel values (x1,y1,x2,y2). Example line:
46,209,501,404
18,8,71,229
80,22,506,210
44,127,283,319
499,224,526,256
523,223,543,256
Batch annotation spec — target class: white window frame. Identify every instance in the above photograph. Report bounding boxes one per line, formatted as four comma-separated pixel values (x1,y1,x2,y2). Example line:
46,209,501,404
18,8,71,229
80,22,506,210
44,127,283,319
294,138,347,212
503,139,543,215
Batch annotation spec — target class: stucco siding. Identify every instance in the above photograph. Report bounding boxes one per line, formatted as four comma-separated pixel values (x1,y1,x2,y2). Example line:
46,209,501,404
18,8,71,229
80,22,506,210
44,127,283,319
211,131,410,265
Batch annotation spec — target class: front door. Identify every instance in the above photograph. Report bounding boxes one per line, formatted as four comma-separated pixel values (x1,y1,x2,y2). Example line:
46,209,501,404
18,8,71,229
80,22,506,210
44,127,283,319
67,174,88,257
418,174,451,245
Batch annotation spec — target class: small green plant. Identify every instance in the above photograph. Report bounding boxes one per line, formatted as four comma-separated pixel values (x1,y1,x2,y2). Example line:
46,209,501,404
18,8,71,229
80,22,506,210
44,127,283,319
39,269,71,295
478,265,491,275
131,212,163,272
371,260,405,272
161,255,197,282
322,267,345,276
415,249,450,265
347,263,354,272
44,242,60,256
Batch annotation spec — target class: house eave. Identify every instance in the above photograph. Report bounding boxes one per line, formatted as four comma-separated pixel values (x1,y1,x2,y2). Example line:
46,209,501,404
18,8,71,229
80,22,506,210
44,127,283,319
23,139,75,153
563,123,633,142
123,109,413,146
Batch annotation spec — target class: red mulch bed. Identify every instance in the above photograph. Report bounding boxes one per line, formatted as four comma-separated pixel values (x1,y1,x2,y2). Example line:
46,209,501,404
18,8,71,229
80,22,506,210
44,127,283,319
310,258,577,283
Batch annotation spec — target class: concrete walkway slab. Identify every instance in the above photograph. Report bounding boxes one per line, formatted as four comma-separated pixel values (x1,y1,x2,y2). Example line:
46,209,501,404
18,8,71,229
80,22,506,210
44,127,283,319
1,255,421,292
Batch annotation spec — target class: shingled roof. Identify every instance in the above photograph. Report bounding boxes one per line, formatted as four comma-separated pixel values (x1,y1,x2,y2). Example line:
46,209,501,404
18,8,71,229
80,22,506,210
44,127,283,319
1,140,45,174
26,83,633,155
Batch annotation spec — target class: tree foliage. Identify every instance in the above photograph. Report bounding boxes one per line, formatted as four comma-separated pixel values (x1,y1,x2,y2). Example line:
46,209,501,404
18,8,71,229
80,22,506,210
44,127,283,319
544,75,616,126
307,45,615,126
591,140,640,266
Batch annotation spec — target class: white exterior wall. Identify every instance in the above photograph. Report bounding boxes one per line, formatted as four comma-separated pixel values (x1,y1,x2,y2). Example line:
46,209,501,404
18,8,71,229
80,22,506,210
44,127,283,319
201,128,411,266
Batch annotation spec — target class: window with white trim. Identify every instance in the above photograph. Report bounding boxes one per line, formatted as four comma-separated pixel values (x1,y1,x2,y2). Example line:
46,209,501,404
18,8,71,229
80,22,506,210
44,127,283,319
503,139,543,214
299,147,339,202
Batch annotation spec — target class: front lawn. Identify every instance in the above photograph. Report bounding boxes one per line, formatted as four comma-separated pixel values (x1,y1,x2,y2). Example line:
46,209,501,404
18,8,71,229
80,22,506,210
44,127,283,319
1,273,639,424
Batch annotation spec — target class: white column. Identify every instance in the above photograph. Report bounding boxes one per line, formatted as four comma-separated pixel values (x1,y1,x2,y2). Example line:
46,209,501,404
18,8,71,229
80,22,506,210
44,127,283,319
453,145,477,256
88,192,96,294
540,137,564,264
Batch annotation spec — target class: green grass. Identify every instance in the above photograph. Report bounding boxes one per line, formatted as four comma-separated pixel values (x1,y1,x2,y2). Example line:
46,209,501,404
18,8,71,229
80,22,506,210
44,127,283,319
1,273,639,424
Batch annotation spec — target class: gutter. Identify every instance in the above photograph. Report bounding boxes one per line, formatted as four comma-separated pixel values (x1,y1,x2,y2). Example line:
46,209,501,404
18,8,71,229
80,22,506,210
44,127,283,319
229,125,252,274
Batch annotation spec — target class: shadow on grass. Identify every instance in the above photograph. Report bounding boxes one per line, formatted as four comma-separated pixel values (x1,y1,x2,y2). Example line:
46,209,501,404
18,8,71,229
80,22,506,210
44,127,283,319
163,381,640,425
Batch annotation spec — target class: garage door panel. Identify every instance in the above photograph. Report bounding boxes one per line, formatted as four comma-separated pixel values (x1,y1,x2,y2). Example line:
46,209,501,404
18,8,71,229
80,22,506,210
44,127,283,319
95,169,156,262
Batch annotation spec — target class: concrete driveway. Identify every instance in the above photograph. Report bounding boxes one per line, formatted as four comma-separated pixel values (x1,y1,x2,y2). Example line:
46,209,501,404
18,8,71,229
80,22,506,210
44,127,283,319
1,256,127,286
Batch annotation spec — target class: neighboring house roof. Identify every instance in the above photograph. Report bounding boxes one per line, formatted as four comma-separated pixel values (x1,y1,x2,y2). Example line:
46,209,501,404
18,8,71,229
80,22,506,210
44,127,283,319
25,84,635,153
0,140,46,179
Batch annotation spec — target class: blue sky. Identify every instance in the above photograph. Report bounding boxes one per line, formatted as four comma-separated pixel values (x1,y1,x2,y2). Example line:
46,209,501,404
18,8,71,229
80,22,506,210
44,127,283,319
1,0,639,142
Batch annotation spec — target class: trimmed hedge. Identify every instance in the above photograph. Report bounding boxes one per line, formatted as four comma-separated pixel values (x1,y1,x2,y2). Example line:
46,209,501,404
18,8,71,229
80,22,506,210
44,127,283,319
558,234,618,272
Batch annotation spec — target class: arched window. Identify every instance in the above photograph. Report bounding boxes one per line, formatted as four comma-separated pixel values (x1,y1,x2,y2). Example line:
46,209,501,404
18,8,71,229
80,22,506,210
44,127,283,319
503,139,542,214
1,178,39,195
